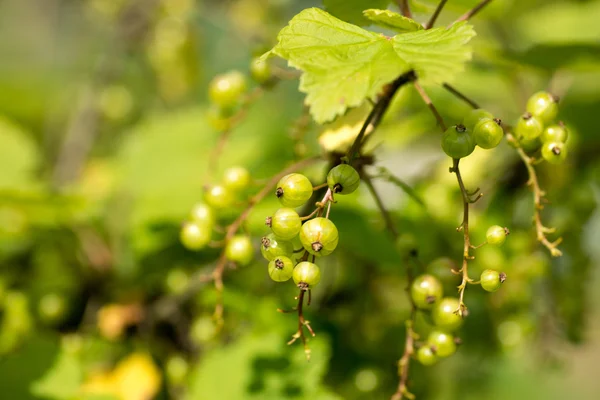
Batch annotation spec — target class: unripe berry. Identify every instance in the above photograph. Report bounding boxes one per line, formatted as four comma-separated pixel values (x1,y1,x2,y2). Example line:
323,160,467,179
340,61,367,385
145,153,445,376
515,113,543,141
541,141,568,164
486,225,508,246
292,261,321,289
480,269,506,292
410,274,443,309
268,256,294,282
463,109,494,131
299,217,339,256
526,91,558,124
267,208,302,240
327,164,360,194
208,71,247,109
441,124,476,159
260,233,294,261
275,173,313,208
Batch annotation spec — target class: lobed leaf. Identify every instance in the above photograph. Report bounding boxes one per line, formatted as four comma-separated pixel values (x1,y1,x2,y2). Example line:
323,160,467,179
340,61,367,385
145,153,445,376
267,8,475,123
393,22,476,84
363,9,423,33
268,8,407,124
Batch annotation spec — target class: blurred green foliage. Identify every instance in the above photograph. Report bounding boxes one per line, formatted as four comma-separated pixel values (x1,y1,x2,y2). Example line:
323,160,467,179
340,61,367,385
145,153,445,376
0,0,600,399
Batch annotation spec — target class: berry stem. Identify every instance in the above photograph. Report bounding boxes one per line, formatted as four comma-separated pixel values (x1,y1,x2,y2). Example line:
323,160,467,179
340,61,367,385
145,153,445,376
151,156,323,329
452,0,494,26
442,83,481,109
424,0,449,29
347,70,417,164
363,175,398,237
286,289,316,361
451,158,476,317
413,82,447,131
362,174,418,400
397,0,413,18
506,134,563,256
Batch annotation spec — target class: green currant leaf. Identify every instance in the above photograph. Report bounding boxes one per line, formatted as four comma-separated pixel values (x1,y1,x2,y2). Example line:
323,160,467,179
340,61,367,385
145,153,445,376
266,8,407,123
323,0,390,25
363,9,423,33
267,8,475,123
392,22,476,84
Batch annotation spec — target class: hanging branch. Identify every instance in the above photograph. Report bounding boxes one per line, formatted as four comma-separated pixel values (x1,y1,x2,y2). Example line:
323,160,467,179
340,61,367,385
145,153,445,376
507,135,563,256
413,82,447,131
207,86,265,179
450,158,481,316
347,70,417,164
397,0,413,18
151,156,323,327
278,289,315,360
425,0,449,29
362,175,418,400
454,0,495,25
440,84,562,257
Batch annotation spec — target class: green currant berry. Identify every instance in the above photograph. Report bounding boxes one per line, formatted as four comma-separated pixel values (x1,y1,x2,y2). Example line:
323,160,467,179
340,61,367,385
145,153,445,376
222,166,251,192
225,235,254,266
38,293,68,324
180,222,211,250
486,225,508,246
473,118,503,149
189,203,215,226
250,57,272,84
480,269,506,292
292,261,321,289
267,208,302,240
441,124,476,159
190,315,217,344
327,164,360,194
204,185,234,209
541,141,568,164
416,346,437,366
166,355,189,385
515,113,543,141
410,274,443,309
165,268,190,294
526,91,558,124
432,297,464,332
207,106,232,132
463,109,494,131
268,256,294,282
275,173,313,208
260,233,293,261
208,70,247,109
541,123,568,144
428,330,457,357
299,217,339,256
519,135,542,153
396,234,418,258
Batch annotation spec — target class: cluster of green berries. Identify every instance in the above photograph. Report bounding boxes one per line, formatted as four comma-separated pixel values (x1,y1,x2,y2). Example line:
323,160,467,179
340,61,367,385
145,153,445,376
441,108,504,159
515,91,568,164
180,166,254,266
412,235,507,366
207,58,273,132
263,164,360,289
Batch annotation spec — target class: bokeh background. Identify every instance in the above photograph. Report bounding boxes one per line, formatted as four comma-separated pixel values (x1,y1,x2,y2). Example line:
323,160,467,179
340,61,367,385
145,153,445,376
1,0,600,399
